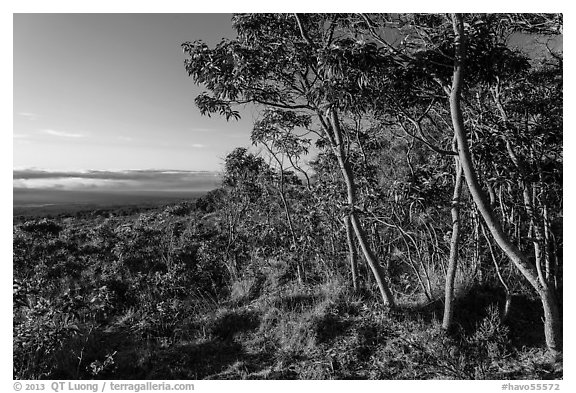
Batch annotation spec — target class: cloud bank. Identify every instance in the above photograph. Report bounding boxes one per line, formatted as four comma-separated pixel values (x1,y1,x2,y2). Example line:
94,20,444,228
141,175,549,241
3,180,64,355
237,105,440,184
13,169,222,192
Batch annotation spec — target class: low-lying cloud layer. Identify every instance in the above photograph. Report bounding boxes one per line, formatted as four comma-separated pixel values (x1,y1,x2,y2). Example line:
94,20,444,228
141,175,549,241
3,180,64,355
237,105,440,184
13,169,222,192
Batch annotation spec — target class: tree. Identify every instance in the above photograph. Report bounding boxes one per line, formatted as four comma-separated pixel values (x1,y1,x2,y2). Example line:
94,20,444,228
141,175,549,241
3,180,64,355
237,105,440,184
252,108,311,282
219,147,275,279
182,14,396,306
442,150,464,330
352,13,562,352
356,13,469,325
447,13,561,355
182,14,562,353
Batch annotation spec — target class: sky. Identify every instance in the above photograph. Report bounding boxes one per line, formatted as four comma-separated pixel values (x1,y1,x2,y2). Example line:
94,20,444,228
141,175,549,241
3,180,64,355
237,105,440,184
11,10,566,193
13,13,260,190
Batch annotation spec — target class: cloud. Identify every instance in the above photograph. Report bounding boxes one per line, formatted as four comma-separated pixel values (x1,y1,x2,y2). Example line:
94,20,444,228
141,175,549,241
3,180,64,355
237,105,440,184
13,133,32,144
41,129,86,138
190,143,205,148
13,169,222,192
13,177,134,191
116,136,133,142
18,112,38,120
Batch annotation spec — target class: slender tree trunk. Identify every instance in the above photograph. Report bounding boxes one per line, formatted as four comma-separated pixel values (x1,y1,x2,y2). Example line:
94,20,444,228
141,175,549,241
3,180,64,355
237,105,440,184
547,216,559,291
449,13,561,354
326,108,395,307
442,157,464,331
471,209,481,281
494,86,550,283
344,214,359,291
399,230,431,301
267,145,304,284
349,213,395,306
487,180,497,208
373,223,383,259
330,234,336,256
542,204,552,284
482,223,513,321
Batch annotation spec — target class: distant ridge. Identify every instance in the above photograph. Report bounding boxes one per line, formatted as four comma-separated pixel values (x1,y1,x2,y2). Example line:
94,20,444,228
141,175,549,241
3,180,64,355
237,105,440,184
13,187,210,217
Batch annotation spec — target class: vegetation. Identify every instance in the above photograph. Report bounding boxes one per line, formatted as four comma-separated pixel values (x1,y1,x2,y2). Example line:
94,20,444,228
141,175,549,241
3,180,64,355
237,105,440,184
14,13,562,380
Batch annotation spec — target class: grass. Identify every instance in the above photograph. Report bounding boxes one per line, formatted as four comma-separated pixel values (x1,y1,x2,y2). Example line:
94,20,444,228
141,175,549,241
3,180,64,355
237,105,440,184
116,272,556,380
16,257,562,380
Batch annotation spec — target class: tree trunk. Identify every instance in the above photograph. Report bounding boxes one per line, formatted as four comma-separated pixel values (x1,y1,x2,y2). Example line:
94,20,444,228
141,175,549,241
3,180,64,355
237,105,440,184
482,222,513,321
278,173,304,283
344,214,359,291
539,286,562,357
449,13,561,354
326,108,396,307
350,213,395,306
442,157,464,331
